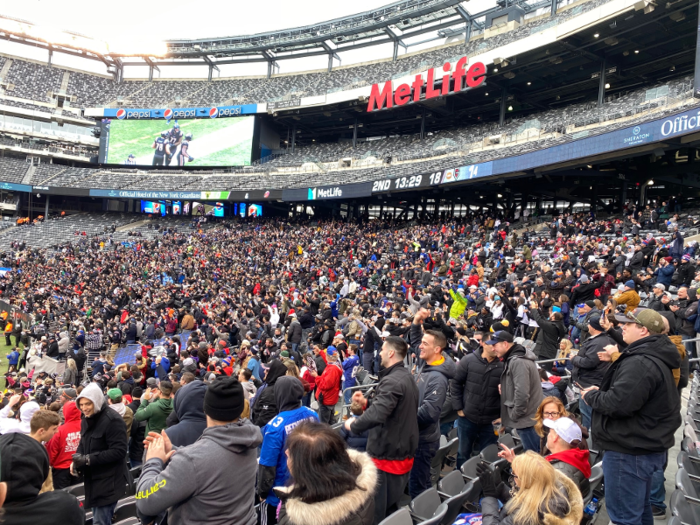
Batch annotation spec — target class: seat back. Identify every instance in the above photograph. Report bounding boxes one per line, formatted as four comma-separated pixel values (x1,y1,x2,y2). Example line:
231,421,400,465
114,518,141,525
113,496,137,522
418,503,448,525
583,465,603,508
64,483,85,498
440,483,476,525
480,443,500,463
677,468,700,499
679,451,700,478
670,488,700,525
437,470,465,497
378,508,413,525
498,433,516,449
410,487,442,521
460,456,480,480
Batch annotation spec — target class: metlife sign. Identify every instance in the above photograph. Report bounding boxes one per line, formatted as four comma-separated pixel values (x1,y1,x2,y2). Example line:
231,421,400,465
308,187,343,200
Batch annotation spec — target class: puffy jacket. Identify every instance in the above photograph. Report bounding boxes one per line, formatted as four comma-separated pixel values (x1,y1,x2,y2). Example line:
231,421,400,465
529,309,566,361
655,264,675,287
286,321,302,344
614,290,641,314
547,448,591,500
500,344,543,430
450,348,503,425
165,381,207,448
134,397,173,436
275,449,376,525
414,355,456,443
571,332,613,388
674,290,698,337
316,361,343,407
349,361,419,461
448,289,468,320
586,333,682,455
46,401,82,470
569,280,603,305
481,470,583,525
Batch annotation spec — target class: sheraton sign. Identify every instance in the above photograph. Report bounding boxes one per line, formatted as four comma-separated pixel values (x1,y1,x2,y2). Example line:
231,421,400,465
367,56,487,112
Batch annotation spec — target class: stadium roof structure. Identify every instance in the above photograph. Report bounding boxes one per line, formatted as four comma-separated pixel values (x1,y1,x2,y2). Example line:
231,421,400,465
0,0,552,75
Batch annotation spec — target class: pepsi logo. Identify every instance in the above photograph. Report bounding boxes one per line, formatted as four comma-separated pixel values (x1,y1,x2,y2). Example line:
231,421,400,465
264,191,270,198
209,107,218,119
116,109,126,120
163,109,173,120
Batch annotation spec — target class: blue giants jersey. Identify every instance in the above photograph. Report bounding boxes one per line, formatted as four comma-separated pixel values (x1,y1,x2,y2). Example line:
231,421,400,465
259,405,318,506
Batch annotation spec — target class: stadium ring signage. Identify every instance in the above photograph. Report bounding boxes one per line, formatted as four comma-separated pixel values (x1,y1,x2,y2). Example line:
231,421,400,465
105,105,256,120
367,56,487,112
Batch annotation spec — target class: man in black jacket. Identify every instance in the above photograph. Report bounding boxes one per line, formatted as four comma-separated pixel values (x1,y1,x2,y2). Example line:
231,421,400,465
450,340,503,468
407,311,455,498
571,315,611,431
345,335,419,525
582,308,681,525
71,382,128,525
529,304,566,370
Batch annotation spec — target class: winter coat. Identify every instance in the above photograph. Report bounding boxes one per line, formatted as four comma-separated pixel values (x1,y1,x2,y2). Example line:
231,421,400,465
655,264,675,287
165,381,207,447
251,359,288,427
614,290,640,314
674,290,699,337
349,361,419,461
134,397,173,436
135,419,262,525
58,332,70,355
448,289,468,320
500,344,543,430
316,361,343,407
586,333,682,455
75,385,128,508
62,367,78,387
414,355,456,443
481,468,583,525
339,418,369,452
275,449,377,525
450,348,503,425
569,280,603,305
548,448,591,499
287,321,302,344
571,332,613,388
46,401,82,470
530,309,566,361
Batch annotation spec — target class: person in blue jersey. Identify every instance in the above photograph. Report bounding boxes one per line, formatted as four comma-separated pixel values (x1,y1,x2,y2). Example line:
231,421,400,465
258,376,319,525
342,344,360,411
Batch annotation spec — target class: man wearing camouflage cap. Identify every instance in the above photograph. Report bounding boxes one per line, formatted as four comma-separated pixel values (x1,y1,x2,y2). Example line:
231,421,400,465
581,308,681,525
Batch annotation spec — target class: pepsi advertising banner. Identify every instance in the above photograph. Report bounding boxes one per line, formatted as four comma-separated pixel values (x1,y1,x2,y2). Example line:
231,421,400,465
104,104,258,120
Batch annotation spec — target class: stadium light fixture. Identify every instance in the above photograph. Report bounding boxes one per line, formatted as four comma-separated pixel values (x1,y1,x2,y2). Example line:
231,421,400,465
508,106,513,111
605,83,610,89
485,92,489,96
497,193,503,198
634,49,639,53
527,82,531,85
647,179,654,185
493,68,498,72
594,33,600,38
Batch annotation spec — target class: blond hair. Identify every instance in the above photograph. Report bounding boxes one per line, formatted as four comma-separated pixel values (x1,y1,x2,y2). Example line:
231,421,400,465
506,452,570,525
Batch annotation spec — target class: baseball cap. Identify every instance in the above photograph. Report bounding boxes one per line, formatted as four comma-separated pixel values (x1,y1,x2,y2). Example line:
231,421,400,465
624,280,636,289
485,330,514,345
653,283,666,291
107,388,123,402
146,377,158,388
544,417,582,444
326,346,337,356
613,308,665,333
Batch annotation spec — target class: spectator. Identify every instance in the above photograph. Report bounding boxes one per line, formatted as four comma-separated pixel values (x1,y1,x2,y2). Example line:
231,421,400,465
135,376,262,525
613,281,641,314
134,381,174,435
478,451,583,524
72,383,128,525
528,302,566,367
274,421,377,525
0,432,84,525
582,308,681,525
258,376,318,525
409,310,455,498
571,315,612,430
46,400,83,489
343,336,419,524
164,380,207,447
0,394,40,434
339,401,369,452
312,346,343,425
251,359,288,428
107,388,133,435
488,331,543,452
450,339,503,468
341,344,360,410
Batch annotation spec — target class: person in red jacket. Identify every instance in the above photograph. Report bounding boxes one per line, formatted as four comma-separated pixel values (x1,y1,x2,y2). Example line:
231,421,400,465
311,346,343,425
45,401,82,489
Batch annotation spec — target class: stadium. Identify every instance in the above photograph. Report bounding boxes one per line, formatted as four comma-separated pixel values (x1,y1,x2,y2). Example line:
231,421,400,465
0,0,700,524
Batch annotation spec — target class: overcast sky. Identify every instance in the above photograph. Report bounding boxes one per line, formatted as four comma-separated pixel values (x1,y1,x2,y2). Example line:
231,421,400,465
0,0,497,77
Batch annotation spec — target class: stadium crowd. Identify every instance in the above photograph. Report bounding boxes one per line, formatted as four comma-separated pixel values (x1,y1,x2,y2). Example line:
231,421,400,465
0,202,696,525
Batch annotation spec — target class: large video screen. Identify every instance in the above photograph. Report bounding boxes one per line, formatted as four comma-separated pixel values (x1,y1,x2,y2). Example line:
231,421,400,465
104,117,255,167
141,200,166,215
191,201,224,217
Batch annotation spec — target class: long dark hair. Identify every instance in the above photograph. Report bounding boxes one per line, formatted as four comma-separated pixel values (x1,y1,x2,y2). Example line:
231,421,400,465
285,421,363,503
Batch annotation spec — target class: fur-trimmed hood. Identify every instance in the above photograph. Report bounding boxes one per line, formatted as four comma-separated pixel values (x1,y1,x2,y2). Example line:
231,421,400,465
274,449,378,525
542,470,584,525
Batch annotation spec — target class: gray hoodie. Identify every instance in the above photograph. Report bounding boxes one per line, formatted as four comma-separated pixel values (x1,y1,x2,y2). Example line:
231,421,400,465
135,419,263,525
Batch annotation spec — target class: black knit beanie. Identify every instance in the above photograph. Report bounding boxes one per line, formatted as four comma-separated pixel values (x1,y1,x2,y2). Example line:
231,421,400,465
203,376,245,422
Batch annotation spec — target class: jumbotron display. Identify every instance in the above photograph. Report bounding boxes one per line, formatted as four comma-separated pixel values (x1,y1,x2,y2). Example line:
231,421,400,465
103,116,256,167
